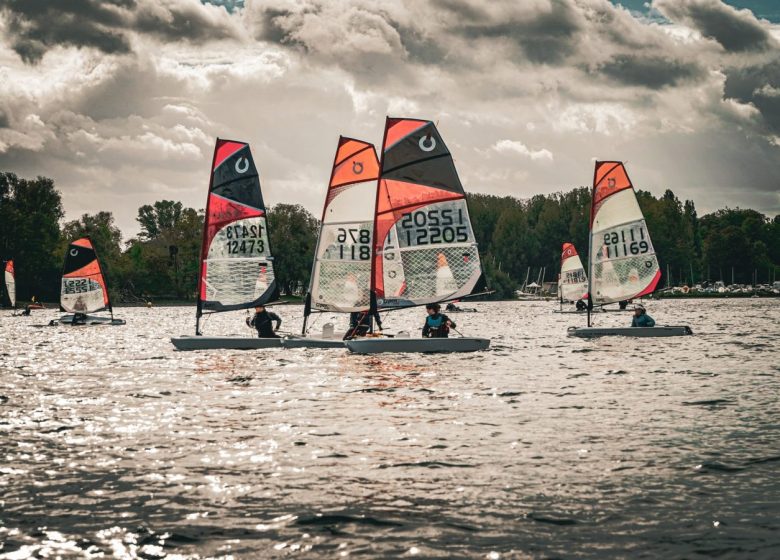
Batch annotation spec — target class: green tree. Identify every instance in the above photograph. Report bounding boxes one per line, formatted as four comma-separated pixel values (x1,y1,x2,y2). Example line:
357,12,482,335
267,204,319,295
0,172,63,301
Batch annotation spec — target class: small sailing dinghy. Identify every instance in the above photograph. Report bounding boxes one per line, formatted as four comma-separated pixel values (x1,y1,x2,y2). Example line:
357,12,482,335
51,238,125,325
345,117,490,354
171,138,283,351
287,137,381,349
554,243,592,314
2,259,16,313
568,161,691,338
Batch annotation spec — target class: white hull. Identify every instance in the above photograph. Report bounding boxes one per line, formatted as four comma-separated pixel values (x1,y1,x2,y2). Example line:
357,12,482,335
171,335,284,351
568,326,692,338
346,336,490,354
282,335,345,349
52,314,125,326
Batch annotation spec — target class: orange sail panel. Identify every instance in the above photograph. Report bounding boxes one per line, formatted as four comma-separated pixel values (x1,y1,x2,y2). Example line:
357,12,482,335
60,238,110,313
197,139,278,315
371,118,485,308
309,136,379,312
588,161,661,304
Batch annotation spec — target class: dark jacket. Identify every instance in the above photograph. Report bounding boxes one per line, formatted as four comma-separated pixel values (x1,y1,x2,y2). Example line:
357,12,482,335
631,313,655,327
249,310,281,338
344,310,383,340
422,313,455,338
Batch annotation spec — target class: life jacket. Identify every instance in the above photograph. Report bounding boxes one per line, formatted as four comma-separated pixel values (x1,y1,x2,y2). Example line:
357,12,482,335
426,314,449,335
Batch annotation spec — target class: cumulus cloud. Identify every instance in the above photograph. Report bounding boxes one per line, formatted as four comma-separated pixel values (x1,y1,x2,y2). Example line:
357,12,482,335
654,0,775,52
0,0,777,237
493,139,553,162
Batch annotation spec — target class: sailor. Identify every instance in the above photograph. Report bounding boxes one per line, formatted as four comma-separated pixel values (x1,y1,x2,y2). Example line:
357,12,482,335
246,304,282,338
344,310,383,340
72,312,88,325
445,302,461,312
422,303,456,338
630,305,655,327
618,300,629,310
575,299,587,311
21,304,32,316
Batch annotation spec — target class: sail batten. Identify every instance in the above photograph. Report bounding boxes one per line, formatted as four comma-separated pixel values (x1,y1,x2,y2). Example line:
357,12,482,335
588,161,661,305
371,118,484,309
197,139,278,318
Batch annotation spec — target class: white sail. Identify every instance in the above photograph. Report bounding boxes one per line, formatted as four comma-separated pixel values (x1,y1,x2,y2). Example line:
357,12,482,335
560,243,587,302
589,162,661,305
4,260,15,308
309,137,379,312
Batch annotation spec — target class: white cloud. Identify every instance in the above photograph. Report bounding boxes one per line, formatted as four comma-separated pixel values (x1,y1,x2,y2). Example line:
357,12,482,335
492,139,553,162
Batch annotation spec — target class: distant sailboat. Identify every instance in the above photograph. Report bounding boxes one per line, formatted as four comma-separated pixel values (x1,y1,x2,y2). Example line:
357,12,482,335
289,136,380,348
2,259,16,312
345,117,490,354
568,161,691,337
53,238,125,325
171,138,281,350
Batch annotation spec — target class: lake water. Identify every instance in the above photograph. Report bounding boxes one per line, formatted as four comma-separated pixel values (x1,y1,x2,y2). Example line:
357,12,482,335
1,299,778,559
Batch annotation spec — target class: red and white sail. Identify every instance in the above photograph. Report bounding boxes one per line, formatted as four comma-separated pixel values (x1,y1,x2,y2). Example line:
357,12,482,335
3,260,15,308
371,118,485,308
61,238,110,314
309,137,379,312
588,161,660,304
560,243,587,302
197,139,278,316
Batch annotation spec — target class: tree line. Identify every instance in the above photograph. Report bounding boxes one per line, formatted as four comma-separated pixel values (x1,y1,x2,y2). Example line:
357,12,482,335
1,171,777,303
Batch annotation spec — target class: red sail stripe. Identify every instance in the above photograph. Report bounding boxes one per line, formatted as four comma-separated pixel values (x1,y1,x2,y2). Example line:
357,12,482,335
213,140,246,170
71,238,94,249
384,118,427,150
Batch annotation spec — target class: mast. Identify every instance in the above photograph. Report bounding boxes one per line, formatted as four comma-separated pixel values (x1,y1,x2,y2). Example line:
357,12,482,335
195,138,220,335
587,164,597,328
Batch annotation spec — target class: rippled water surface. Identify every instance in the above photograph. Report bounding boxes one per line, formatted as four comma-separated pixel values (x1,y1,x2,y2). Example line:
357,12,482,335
1,299,779,559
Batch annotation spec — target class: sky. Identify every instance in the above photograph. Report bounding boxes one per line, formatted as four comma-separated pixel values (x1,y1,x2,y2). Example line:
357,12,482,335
0,0,778,238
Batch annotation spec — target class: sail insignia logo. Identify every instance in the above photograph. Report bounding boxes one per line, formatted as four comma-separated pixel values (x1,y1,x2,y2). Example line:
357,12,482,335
419,135,436,152
352,161,364,175
70,249,78,256
235,157,249,174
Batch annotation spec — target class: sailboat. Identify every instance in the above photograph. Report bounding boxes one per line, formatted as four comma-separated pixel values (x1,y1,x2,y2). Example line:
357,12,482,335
171,138,282,350
568,161,692,337
286,136,380,348
52,238,125,325
554,243,591,313
345,117,490,354
2,259,16,313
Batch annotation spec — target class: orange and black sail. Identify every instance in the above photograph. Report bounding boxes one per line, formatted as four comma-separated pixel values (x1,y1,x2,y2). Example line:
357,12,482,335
60,238,111,314
196,139,278,325
371,118,485,309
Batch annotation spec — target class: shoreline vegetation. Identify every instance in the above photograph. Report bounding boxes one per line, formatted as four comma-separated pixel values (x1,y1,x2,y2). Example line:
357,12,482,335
1,171,778,304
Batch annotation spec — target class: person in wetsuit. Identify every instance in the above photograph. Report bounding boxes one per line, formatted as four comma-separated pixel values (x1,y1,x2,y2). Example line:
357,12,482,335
445,302,461,312
246,304,282,338
72,312,88,325
21,305,32,316
344,310,383,340
575,299,587,311
618,299,629,310
630,305,655,327
422,303,456,338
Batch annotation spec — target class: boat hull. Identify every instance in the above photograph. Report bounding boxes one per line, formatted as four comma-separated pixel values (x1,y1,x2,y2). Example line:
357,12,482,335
346,337,490,354
568,326,693,338
282,336,345,349
171,336,284,351
52,314,125,326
